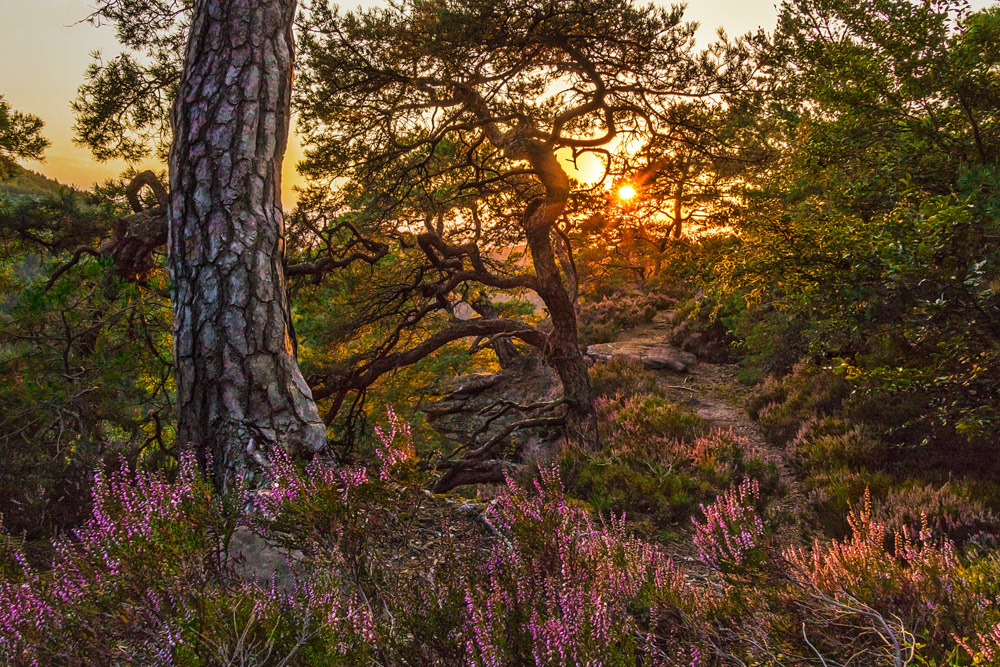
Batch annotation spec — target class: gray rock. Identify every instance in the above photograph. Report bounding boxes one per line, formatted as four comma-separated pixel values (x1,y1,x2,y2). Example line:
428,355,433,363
642,346,697,373
447,373,503,397
227,526,305,593
586,343,616,362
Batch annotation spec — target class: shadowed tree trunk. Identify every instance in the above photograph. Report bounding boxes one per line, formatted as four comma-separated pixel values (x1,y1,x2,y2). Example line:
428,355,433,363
522,194,597,448
453,85,597,450
469,296,523,370
169,0,326,488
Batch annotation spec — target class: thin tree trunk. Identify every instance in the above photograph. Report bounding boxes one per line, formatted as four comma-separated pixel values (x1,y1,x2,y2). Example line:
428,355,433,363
671,182,685,238
169,0,326,488
519,146,596,449
470,296,523,370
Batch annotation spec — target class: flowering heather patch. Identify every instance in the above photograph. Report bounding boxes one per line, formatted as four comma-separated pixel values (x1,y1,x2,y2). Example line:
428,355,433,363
5,407,1000,664
463,465,704,666
959,623,1000,663
590,356,665,399
875,481,999,548
565,395,778,537
692,478,766,570
783,488,1000,654
0,450,216,664
748,363,851,445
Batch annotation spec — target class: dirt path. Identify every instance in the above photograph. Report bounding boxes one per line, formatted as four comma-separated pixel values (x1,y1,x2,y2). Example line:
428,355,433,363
608,312,811,545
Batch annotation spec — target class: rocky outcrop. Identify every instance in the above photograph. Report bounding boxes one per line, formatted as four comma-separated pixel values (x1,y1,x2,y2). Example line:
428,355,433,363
642,346,698,372
584,309,698,372
585,342,697,373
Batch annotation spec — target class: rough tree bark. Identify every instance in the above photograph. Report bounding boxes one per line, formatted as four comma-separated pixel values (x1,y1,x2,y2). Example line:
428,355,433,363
169,0,326,487
521,185,597,447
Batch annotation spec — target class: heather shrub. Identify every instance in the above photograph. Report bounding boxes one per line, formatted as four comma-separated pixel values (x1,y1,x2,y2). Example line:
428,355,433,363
668,299,736,364
804,466,894,536
956,556,1000,663
785,489,994,656
748,362,851,445
561,447,710,533
791,417,883,469
0,451,222,664
562,396,778,536
247,410,483,664
0,411,481,664
692,478,767,572
599,393,705,445
875,481,999,549
578,319,620,345
590,356,665,399
959,624,1000,665
578,291,662,332
577,289,675,346
464,465,713,666
6,405,998,665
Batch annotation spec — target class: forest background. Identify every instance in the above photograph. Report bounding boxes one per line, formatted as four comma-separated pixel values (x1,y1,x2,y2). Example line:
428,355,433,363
2,0,1000,664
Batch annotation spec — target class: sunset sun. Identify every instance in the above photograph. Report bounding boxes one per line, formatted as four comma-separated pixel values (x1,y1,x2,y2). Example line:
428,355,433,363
618,184,637,201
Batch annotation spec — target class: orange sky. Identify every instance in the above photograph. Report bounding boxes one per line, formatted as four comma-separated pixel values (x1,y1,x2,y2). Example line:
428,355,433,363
4,0,973,204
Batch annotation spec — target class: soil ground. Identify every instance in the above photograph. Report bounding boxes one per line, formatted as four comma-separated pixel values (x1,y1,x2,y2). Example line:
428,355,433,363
610,311,811,545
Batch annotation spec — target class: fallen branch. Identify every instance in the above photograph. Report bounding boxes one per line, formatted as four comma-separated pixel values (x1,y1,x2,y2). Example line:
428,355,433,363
433,459,520,493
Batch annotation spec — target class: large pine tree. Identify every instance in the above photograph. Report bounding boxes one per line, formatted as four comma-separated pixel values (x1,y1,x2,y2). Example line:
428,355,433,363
169,0,326,487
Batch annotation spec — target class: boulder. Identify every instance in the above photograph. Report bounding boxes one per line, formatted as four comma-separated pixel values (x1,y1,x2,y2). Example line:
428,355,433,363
586,343,616,362
642,345,697,373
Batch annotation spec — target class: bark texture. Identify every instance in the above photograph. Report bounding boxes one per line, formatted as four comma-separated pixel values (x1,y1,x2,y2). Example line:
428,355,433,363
169,0,326,485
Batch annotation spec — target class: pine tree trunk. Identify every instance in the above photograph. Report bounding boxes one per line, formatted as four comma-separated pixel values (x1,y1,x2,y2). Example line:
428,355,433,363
523,209,597,448
168,0,326,488
519,146,597,449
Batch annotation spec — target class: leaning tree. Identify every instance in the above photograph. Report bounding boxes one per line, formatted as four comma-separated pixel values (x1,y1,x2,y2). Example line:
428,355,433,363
291,0,753,467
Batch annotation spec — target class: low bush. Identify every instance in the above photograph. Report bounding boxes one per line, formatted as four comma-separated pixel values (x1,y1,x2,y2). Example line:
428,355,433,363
692,478,767,571
4,410,998,665
785,489,997,659
577,290,669,346
598,393,705,445
791,417,884,470
749,362,852,445
589,357,665,399
562,395,779,537
668,299,737,364
874,481,1000,549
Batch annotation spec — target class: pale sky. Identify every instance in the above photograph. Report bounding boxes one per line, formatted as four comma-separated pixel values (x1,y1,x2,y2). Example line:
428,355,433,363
0,0,935,202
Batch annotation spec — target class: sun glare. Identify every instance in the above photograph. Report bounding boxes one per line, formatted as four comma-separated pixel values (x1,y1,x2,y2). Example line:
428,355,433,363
618,184,637,201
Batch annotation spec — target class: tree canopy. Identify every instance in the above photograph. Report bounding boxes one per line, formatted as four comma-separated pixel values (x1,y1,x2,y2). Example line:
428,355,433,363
0,96,49,177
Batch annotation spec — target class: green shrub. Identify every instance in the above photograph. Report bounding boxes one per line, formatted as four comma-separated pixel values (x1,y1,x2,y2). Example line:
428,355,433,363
804,467,894,537
589,357,665,399
561,395,779,537
749,362,852,445
791,417,884,470
599,393,705,445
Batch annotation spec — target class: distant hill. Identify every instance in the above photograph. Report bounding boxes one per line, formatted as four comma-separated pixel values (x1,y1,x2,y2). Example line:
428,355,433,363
0,166,74,199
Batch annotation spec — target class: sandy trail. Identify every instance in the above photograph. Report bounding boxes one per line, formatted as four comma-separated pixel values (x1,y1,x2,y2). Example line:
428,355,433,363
609,312,811,545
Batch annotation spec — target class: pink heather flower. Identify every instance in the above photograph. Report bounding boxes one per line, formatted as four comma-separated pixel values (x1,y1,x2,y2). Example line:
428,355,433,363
692,478,765,569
